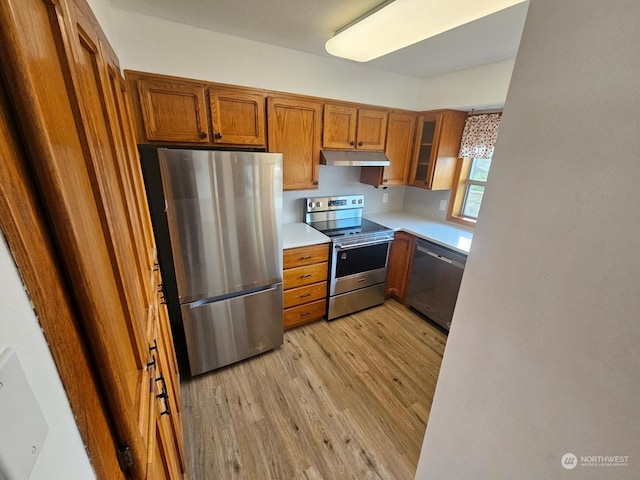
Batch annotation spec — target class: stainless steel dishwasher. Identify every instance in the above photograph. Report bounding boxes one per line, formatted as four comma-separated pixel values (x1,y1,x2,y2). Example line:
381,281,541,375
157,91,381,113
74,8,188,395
407,238,467,331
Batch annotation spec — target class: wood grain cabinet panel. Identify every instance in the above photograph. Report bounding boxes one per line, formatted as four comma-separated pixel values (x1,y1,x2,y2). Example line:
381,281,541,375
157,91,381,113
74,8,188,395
283,262,328,290
283,243,330,269
267,95,322,190
284,282,327,309
209,87,266,146
284,300,327,330
409,109,467,190
386,232,416,302
356,108,388,150
283,243,329,329
361,111,417,187
137,77,210,143
323,103,388,151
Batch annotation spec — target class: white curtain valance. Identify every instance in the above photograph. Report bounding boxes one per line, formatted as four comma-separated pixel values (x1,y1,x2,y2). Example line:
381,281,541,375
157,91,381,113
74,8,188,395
458,113,501,159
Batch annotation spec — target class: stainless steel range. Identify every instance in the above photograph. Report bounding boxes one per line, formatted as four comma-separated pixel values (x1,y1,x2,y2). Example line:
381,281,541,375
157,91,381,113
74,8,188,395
304,195,394,320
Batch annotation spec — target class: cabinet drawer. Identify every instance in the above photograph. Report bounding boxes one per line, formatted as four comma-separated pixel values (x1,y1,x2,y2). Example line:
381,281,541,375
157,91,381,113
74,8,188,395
284,281,327,309
284,299,326,329
283,243,329,269
283,262,328,289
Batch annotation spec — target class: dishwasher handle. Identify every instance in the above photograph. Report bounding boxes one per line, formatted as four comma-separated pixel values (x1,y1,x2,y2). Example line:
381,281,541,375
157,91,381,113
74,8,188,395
416,244,465,269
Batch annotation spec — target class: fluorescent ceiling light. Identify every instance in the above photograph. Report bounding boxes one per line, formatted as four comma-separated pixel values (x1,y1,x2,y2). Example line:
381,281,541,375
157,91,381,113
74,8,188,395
325,0,526,62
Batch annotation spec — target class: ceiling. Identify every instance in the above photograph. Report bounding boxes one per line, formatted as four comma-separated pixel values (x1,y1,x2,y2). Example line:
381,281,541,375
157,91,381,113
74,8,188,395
109,0,529,79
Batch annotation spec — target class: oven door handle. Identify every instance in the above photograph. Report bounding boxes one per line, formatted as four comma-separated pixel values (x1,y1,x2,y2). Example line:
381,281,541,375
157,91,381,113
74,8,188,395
334,239,392,251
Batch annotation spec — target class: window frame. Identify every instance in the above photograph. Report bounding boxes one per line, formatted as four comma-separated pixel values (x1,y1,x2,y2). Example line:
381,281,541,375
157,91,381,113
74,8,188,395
447,157,477,227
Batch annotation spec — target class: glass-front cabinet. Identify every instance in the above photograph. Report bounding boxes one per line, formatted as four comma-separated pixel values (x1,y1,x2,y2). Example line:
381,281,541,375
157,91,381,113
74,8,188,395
409,109,467,190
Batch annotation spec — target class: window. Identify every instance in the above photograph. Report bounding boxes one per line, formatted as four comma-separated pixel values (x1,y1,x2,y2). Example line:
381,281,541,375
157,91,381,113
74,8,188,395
461,156,492,219
447,113,501,227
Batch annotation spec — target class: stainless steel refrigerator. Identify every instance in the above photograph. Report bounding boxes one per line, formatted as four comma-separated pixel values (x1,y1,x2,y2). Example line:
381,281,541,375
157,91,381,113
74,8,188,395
157,148,283,376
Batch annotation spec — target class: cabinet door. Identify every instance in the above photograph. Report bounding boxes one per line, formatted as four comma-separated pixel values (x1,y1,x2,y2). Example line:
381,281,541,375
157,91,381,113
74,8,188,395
209,87,266,146
360,111,416,187
356,108,388,150
323,103,357,149
383,112,416,185
386,232,416,301
267,96,322,190
138,77,209,143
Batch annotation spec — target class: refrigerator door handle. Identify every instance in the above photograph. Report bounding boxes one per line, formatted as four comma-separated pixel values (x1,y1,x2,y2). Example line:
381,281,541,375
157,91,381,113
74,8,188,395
189,283,281,308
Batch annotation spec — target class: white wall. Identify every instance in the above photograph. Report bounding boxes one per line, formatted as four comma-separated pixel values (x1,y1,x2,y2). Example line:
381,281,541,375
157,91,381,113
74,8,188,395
418,58,515,111
0,234,96,479
86,0,119,55
111,9,516,112
416,1,640,478
112,9,423,111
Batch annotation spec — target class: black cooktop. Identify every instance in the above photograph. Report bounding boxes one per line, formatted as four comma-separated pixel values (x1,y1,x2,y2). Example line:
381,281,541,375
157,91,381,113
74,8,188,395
308,218,392,238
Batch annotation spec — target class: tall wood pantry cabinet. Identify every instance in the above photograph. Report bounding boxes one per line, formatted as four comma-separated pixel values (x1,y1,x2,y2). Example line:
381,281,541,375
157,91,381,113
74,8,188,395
0,0,185,478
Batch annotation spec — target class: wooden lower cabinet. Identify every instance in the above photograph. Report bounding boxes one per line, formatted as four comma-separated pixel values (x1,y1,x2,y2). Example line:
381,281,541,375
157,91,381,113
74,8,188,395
386,232,416,302
283,243,329,329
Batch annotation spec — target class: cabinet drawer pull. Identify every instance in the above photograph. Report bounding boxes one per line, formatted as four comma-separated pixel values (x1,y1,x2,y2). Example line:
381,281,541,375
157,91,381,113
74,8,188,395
358,141,363,146
213,132,222,139
300,311,311,317
300,293,312,298
200,131,208,139
350,140,355,146
299,274,312,279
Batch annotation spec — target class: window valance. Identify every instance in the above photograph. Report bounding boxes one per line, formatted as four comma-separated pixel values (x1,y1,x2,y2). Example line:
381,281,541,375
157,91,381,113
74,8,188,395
458,113,501,159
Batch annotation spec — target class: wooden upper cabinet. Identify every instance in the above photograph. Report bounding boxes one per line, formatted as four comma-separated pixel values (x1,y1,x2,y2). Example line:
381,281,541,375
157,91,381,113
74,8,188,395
322,104,357,148
209,87,266,146
409,109,467,190
323,103,388,151
137,77,209,143
267,95,322,191
356,108,388,150
361,111,416,187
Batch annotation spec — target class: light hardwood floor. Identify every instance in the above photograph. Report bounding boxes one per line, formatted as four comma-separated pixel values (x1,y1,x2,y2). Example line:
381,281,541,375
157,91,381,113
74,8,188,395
181,299,447,480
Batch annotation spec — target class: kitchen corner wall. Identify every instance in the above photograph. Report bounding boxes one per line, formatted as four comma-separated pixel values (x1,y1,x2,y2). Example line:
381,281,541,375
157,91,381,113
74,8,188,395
416,0,640,478
282,166,405,224
403,187,451,223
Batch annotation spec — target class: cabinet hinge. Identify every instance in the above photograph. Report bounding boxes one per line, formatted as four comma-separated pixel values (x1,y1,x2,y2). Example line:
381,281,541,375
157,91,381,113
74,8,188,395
117,445,134,472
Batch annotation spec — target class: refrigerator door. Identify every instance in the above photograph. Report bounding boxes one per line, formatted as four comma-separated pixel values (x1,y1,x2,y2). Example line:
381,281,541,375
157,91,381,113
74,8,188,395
181,283,284,375
159,149,283,303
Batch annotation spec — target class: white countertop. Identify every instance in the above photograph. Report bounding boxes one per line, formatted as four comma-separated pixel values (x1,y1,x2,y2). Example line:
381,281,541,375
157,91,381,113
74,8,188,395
283,223,330,249
365,212,473,254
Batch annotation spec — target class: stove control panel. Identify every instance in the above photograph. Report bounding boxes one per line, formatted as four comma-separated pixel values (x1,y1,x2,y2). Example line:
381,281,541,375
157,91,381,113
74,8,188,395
305,195,364,213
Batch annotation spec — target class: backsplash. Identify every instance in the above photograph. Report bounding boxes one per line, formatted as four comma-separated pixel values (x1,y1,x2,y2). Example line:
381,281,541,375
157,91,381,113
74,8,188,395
282,165,406,223
402,187,451,222
282,167,457,224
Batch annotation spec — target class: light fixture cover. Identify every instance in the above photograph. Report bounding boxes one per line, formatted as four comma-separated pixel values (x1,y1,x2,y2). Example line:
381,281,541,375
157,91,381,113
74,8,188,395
326,0,526,62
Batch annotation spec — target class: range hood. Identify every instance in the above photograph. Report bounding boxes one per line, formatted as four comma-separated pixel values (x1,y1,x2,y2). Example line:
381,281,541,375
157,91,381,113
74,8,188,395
320,150,390,167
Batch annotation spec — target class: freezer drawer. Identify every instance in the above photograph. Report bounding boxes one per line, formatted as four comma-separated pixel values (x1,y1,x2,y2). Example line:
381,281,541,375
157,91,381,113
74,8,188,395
181,284,283,375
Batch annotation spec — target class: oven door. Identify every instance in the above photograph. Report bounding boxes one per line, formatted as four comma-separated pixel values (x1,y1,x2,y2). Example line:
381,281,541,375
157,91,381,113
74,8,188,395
330,239,391,296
